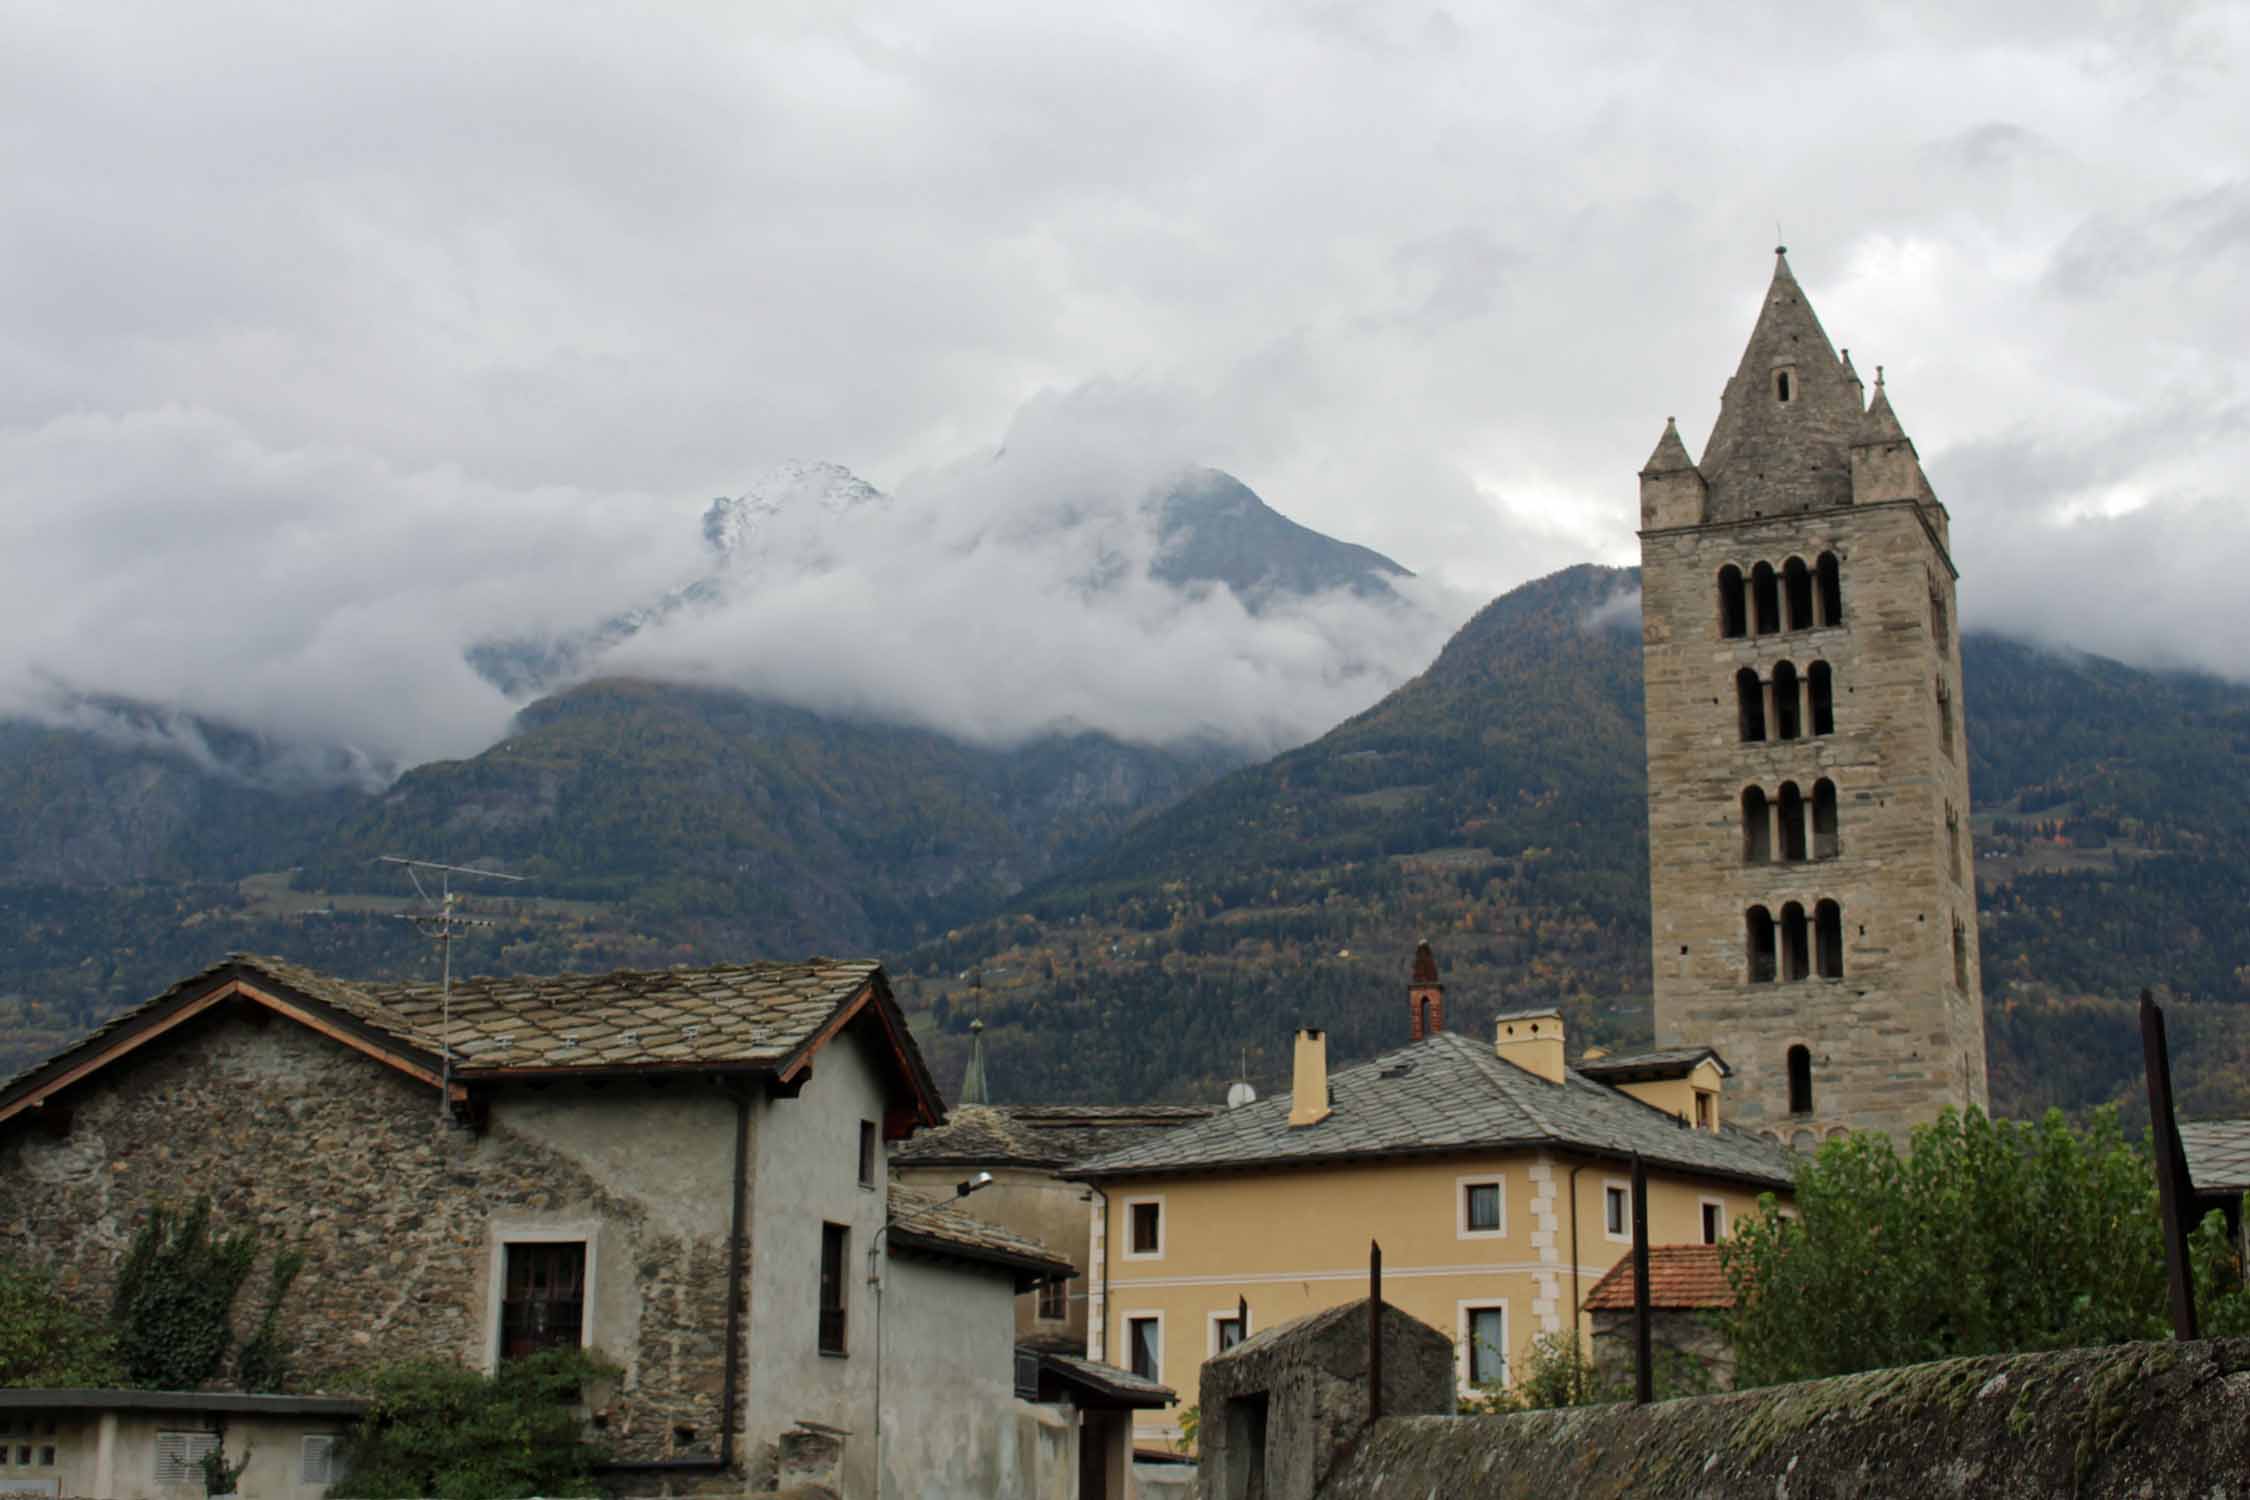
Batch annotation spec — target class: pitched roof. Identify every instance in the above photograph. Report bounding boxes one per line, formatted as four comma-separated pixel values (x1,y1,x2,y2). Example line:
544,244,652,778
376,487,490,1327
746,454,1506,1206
0,952,943,1131
2180,1119,2250,1194
1067,1032,1797,1190
1021,1349,1176,1409
890,1102,1216,1168
1576,1048,1729,1085
1582,1244,1735,1311
886,1189,1076,1286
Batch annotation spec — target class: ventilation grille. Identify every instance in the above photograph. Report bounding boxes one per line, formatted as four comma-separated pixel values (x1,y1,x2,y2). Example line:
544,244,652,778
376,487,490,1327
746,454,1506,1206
154,1432,220,1487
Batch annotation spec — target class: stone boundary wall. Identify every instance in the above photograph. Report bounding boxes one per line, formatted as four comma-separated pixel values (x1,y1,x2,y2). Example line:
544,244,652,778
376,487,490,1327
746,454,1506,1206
1317,1337,2250,1499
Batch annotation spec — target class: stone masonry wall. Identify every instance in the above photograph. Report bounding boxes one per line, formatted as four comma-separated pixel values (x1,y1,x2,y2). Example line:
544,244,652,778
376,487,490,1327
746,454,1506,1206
1640,498,1986,1143
1317,1338,2250,1499
0,1003,742,1463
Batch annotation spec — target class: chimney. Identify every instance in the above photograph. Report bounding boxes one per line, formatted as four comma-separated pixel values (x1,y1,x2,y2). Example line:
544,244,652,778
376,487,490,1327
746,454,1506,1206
1289,1029,1332,1127
1494,1009,1566,1085
1409,940,1444,1041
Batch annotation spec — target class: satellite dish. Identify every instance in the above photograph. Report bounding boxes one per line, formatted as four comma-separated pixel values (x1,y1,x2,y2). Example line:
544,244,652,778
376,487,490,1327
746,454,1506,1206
1226,1081,1258,1110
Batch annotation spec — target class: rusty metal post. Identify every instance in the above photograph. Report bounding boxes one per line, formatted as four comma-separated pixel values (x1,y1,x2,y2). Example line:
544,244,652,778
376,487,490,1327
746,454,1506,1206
2143,989,2200,1341
1368,1239,1384,1425
1632,1152,1653,1404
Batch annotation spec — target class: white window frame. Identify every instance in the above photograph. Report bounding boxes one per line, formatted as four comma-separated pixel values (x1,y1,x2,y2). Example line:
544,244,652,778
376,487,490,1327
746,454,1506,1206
1456,1174,1506,1240
1034,1276,1069,1323
1700,1197,1728,1245
301,1433,344,1486
1207,1306,1252,1357
1456,1299,1510,1389
484,1221,600,1372
1121,1196,1166,1261
1602,1179,1632,1244
155,1431,222,1487
1123,1310,1164,1384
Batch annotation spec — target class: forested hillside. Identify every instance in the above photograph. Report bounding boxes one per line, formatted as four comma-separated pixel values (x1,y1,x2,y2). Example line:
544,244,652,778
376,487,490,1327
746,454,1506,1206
897,567,2250,1124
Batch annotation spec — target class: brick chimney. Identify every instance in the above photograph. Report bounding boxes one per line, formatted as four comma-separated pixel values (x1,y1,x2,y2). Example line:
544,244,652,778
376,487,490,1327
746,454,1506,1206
1409,940,1444,1040
1494,1009,1566,1085
1289,1028,1332,1127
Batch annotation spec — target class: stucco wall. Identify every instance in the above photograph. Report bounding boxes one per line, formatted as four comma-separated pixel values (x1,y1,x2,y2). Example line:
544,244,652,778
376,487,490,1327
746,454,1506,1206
1315,1339,2250,1500
743,1019,893,1497
0,1008,741,1461
1097,1152,1770,1446
892,1163,1092,1344
7,1408,351,1500
878,1253,1072,1500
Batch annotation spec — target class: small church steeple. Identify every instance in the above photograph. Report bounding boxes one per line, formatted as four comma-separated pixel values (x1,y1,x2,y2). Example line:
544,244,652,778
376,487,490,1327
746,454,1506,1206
960,1018,989,1105
1639,417,1708,530
1409,940,1444,1040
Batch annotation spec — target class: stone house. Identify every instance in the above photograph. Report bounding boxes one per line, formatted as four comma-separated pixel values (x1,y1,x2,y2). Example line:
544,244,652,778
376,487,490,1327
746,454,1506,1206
1068,947,1795,1453
1580,1242,1737,1391
0,951,1115,1499
1194,1298,1454,1500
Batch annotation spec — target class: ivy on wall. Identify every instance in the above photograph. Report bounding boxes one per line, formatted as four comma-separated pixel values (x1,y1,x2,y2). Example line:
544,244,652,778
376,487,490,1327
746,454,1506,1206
109,1197,303,1393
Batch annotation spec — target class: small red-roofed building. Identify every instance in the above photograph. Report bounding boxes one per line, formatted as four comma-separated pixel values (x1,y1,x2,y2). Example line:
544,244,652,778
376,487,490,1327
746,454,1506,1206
1581,1243,1738,1390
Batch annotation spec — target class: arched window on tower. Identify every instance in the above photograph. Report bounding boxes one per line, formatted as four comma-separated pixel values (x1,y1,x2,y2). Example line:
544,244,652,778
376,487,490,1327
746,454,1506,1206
1746,907,1776,984
1816,552,1842,626
1815,900,1843,979
1954,916,1970,989
1812,779,1839,859
1773,661,1802,741
1736,668,1767,743
1780,902,1810,982
1752,563,1781,635
1718,565,1747,639
1947,804,1963,885
1787,1045,1813,1115
1808,661,1835,736
1929,576,1950,652
1783,557,1814,631
1937,679,1954,759
1778,781,1807,862
1742,786,1772,864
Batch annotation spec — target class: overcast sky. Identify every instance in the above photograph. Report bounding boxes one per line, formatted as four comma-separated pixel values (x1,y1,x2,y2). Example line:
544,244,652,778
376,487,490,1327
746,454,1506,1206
5,1,2247,767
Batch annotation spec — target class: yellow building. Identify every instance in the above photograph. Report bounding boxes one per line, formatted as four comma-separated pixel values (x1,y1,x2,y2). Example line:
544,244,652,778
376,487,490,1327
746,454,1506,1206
1070,967,1795,1448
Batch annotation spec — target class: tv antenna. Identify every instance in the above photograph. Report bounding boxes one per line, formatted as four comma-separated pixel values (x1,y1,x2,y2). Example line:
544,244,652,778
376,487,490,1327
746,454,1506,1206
381,856,525,1123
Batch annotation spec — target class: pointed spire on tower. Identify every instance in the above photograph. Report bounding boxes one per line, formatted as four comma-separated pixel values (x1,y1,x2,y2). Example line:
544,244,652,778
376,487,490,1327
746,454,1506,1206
1697,247,1862,521
1840,347,1864,404
1855,365,1909,446
1642,416,1697,475
960,1017,989,1105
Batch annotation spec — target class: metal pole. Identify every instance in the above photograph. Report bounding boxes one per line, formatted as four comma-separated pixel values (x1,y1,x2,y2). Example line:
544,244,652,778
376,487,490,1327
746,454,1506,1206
1631,1152,1653,1404
1368,1240,1383,1426
2142,989,2200,1340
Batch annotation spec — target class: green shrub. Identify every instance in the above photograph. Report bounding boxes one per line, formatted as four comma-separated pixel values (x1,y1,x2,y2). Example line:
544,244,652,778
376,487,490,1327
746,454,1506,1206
331,1348,617,1500
0,1256,125,1387
112,1198,258,1390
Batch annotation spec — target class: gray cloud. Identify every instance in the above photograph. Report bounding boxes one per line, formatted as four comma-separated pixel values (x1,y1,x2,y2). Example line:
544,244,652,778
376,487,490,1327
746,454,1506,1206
4,0,2249,775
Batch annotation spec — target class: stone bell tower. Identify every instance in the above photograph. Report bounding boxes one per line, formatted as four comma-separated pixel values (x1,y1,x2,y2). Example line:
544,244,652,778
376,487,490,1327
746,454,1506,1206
1638,249,1987,1146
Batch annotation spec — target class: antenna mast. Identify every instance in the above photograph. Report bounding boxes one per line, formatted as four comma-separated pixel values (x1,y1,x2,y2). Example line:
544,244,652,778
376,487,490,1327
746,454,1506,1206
381,856,524,1123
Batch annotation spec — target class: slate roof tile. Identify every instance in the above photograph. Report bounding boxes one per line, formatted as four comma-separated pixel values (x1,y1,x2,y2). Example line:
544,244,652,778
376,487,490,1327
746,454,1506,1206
1068,1032,1796,1189
2181,1119,2250,1194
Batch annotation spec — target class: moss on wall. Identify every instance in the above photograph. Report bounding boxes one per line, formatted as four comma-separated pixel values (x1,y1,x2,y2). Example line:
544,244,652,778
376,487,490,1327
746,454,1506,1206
1317,1337,2250,1499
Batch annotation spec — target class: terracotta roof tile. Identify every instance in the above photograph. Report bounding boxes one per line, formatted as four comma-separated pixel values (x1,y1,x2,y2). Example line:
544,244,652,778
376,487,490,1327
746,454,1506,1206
1582,1244,1735,1311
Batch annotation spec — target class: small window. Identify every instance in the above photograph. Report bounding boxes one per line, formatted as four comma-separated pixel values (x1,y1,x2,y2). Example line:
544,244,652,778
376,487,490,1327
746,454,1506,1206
1465,1304,1507,1386
1014,1349,1042,1401
1954,917,1970,990
1772,660,1802,741
1783,557,1813,631
1717,565,1747,639
1808,661,1834,736
302,1434,342,1486
858,1120,878,1188
1701,1202,1726,1245
1816,551,1842,625
1603,1183,1630,1241
1746,906,1777,983
1036,1278,1067,1322
501,1241,586,1359
1780,902,1810,982
1775,369,1793,403
1694,1091,1715,1132
1128,1316,1161,1382
818,1222,850,1355
1462,1180,1502,1236
1742,785,1771,864
156,1432,222,1487
1752,563,1781,635
1815,900,1844,979
1812,779,1840,859
1736,668,1767,743
1127,1199,1163,1258
1778,781,1807,863
1787,1045,1813,1115
1213,1312,1247,1353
